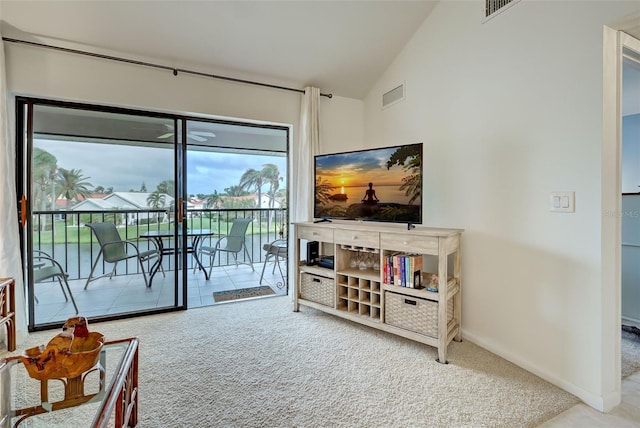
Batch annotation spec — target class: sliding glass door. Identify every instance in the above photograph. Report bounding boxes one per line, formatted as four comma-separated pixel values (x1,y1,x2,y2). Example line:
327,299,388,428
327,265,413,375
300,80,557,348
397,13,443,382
184,119,289,307
18,99,185,329
17,98,289,330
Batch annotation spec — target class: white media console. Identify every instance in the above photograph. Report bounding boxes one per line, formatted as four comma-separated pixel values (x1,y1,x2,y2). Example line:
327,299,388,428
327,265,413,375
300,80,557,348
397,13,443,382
293,221,463,363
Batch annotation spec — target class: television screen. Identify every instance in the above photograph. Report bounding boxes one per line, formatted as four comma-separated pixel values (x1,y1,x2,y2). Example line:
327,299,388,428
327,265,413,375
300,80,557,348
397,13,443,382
314,143,423,224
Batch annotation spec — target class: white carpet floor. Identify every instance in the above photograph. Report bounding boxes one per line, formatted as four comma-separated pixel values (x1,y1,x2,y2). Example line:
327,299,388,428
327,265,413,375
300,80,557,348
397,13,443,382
623,325,640,379
4,295,583,427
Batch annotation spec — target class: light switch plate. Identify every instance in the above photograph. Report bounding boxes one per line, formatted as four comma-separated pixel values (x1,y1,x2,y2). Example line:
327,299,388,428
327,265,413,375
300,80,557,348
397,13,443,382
550,192,575,213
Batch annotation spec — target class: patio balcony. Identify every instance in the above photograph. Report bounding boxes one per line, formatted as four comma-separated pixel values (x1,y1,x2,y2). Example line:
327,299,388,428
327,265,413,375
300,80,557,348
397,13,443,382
29,208,288,327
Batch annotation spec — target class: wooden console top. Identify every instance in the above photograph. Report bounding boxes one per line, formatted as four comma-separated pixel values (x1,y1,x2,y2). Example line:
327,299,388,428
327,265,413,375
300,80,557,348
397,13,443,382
293,221,464,236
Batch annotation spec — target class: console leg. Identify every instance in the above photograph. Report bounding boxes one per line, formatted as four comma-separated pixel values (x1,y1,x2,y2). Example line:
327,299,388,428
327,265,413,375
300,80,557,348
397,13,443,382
436,347,448,364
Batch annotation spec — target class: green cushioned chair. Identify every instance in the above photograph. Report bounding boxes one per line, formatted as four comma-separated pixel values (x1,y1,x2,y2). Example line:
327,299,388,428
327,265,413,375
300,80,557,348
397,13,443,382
84,222,159,289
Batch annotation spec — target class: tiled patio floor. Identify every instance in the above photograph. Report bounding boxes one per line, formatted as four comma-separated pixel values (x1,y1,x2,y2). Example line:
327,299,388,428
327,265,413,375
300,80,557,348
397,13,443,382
33,261,288,325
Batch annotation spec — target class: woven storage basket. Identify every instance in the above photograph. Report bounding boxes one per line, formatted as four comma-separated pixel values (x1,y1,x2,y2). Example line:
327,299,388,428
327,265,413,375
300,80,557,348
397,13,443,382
384,291,453,338
300,273,334,307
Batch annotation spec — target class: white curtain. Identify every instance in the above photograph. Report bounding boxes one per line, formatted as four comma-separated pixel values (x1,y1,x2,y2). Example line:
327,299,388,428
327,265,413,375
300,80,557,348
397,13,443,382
0,34,28,340
293,86,320,222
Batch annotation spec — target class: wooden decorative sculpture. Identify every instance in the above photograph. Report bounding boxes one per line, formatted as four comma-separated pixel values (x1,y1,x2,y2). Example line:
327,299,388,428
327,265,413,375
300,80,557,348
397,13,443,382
4,317,107,425
20,316,104,381
2,318,140,427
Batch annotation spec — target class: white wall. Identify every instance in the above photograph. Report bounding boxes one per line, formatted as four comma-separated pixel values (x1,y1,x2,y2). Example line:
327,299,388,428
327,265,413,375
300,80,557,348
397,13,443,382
321,95,364,154
362,0,640,410
3,38,363,215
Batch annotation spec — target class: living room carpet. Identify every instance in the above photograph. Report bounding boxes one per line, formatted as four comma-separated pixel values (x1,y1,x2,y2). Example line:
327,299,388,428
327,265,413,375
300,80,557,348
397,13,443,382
213,285,275,302
3,296,583,428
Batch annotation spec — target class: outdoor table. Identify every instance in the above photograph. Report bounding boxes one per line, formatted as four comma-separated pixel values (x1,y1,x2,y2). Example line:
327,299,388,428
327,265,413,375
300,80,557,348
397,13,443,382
139,229,215,284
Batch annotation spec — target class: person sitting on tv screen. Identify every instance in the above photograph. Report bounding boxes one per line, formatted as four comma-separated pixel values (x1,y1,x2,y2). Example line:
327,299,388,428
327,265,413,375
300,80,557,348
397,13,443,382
362,182,379,205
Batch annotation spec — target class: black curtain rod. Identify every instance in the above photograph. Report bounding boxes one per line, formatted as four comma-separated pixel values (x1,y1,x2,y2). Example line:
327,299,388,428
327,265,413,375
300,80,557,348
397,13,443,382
2,37,333,98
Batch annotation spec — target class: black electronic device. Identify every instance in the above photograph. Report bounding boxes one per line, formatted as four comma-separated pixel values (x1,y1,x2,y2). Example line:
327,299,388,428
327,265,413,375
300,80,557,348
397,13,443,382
317,256,335,270
313,142,423,224
306,241,319,265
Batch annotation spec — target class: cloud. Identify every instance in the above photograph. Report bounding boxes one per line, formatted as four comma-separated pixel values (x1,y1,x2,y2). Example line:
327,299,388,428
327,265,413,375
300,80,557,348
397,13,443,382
35,139,287,195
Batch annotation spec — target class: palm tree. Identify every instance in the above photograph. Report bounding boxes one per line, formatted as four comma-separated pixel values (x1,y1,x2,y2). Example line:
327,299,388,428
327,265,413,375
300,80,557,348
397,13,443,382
275,187,287,209
261,163,283,209
157,180,174,196
224,185,248,197
32,148,58,231
147,191,166,223
204,190,222,208
239,168,265,207
147,191,166,209
55,168,94,209
32,148,58,210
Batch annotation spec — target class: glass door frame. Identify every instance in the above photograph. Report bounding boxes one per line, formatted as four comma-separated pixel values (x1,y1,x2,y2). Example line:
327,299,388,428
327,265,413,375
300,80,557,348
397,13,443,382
17,97,188,331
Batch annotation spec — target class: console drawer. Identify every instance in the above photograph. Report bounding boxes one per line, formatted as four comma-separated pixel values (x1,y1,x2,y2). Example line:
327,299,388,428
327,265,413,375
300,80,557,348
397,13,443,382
297,226,334,243
380,233,438,254
334,230,378,248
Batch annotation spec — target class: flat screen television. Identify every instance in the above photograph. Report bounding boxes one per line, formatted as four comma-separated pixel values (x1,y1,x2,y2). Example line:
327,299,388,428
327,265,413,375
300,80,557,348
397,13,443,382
314,143,423,224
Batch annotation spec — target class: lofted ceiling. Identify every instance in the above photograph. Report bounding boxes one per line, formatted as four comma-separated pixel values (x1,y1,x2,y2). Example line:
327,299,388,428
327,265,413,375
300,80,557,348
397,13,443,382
0,0,439,99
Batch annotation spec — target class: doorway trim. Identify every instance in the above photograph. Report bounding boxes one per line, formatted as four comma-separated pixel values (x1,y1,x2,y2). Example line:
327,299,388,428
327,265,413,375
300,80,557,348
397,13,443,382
602,24,640,412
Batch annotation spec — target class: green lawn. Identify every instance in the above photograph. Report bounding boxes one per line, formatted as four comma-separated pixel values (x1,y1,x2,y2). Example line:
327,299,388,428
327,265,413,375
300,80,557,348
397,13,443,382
33,217,280,245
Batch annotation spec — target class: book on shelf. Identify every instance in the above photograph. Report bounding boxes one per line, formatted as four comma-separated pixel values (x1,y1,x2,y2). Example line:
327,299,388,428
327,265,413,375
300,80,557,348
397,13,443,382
383,253,423,288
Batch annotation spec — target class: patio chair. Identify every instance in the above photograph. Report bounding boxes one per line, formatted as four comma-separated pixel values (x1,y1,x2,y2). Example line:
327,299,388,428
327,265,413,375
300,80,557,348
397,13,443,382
199,218,254,278
259,238,287,288
33,250,79,314
84,222,159,289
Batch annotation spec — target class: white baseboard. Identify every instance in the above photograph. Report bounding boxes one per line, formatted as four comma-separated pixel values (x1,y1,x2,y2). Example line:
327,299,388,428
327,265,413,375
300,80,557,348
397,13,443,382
622,316,640,329
461,328,616,412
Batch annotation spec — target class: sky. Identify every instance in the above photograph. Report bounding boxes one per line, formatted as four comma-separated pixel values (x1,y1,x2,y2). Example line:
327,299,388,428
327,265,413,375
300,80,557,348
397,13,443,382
35,139,287,196
315,146,407,189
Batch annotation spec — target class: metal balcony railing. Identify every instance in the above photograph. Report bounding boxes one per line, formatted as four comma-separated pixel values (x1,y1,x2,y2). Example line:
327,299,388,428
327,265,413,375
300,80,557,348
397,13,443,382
30,208,288,281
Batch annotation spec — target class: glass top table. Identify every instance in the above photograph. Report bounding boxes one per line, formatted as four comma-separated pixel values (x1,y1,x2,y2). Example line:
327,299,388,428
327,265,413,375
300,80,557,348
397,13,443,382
0,337,139,427
140,228,215,283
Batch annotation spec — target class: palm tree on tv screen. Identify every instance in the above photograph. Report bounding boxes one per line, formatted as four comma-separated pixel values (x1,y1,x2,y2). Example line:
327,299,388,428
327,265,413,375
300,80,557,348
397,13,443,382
315,176,335,205
386,145,421,205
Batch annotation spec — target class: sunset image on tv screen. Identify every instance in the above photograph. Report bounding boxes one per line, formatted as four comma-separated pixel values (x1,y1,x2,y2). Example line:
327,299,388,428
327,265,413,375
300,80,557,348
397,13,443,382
314,143,422,223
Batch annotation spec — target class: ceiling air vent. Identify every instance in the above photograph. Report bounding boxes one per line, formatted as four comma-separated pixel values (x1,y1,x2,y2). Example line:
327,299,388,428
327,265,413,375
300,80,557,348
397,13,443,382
485,0,520,20
382,82,405,109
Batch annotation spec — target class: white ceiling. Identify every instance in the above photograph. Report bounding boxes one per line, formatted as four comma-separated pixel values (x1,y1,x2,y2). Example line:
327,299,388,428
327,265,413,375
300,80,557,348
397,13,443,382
0,0,438,99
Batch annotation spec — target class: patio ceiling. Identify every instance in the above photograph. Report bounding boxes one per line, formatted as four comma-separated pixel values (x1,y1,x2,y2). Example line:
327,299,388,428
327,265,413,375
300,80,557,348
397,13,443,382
33,104,288,154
